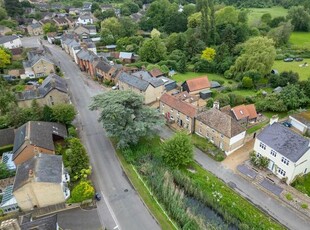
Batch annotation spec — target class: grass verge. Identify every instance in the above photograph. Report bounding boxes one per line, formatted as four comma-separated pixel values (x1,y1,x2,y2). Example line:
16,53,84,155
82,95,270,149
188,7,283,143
247,121,268,134
114,146,177,230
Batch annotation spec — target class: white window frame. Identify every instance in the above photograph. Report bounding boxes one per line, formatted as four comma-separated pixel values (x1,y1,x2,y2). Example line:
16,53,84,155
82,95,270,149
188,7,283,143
278,167,286,176
270,150,277,157
259,142,266,150
281,157,289,166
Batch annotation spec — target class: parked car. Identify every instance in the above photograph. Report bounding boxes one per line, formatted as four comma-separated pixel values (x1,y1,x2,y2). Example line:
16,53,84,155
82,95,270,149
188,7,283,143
282,121,292,128
112,85,119,90
295,57,304,62
26,81,39,86
95,193,101,201
283,58,294,62
1,75,17,82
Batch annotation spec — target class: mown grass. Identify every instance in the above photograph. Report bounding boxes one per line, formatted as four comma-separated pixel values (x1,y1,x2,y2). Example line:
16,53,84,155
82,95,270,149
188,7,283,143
273,58,310,81
247,121,268,134
289,32,310,49
114,140,176,230
247,6,288,26
172,72,233,85
262,111,288,119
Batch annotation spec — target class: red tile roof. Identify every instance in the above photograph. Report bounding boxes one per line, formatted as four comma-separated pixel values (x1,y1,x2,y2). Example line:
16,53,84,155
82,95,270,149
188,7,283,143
149,68,163,78
231,104,257,120
160,93,197,118
185,76,211,92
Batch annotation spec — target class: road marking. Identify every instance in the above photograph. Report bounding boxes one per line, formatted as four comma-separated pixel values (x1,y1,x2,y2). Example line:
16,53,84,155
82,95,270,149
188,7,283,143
101,191,121,230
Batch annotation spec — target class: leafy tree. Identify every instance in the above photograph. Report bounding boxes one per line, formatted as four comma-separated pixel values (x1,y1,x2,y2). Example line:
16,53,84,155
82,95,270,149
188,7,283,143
215,6,239,26
279,84,309,110
196,0,210,43
139,37,167,63
0,78,15,115
261,13,272,25
150,28,160,38
269,71,299,88
287,6,310,31
269,16,286,28
162,132,193,169
267,22,293,47
63,138,90,178
0,7,7,21
0,47,11,71
91,3,100,13
90,91,163,148
42,105,53,122
51,104,76,125
242,76,254,89
299,79,310,98
42,23,57,34
0,163,15,179
215,94,230,107
3,0,23,17
201,47,216,62
228,36,276,77
164,12,187,33
165,33,186,53
187,12,202,28
255,94,287,112
238,9,249,23
72,0,83,8
69,180,95,203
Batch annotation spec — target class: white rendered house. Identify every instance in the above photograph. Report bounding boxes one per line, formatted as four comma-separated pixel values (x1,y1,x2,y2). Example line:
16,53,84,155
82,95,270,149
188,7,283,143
254,120,310,184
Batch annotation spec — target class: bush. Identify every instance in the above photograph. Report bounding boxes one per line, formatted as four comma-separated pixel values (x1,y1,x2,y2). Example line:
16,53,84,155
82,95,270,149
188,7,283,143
250,152,269,169
68,126,78,138
68,180,95,203
285,193,293,201
301,203,308,209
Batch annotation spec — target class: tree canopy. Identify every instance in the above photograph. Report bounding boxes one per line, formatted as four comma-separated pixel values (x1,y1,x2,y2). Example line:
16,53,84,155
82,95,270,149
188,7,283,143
89,91,164,148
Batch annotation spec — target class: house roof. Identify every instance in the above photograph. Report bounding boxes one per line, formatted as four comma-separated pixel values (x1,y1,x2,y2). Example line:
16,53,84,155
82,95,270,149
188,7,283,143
13,154,63,192
131,71,165,88
257,123,310,162
119,52,133,59
0,128,15,147
23,51,55,68
231,104,258,120
12,121,67,160
29,23,41,29
149,68,163,78
160,93,197,118
183,76,211,92
197,108,246,138
0,35,19,44
16,74,68,101
76,49,98,62
0,185,17,208
211,81,221,88
119,72,149,91
20,214,58,230
290,111,310,127
53,17,68,24
95,60,112,73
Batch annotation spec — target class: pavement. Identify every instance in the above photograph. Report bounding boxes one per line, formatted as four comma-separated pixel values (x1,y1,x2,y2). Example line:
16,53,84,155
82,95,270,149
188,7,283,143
58,207,101,230
159,125,310,230
21,38,160,230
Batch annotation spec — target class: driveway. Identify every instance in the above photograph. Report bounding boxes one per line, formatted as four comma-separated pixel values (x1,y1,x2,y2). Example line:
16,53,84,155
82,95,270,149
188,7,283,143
58,207,101,230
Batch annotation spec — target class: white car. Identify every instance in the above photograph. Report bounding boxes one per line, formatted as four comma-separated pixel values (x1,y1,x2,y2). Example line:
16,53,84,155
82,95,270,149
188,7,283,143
112,85,119,90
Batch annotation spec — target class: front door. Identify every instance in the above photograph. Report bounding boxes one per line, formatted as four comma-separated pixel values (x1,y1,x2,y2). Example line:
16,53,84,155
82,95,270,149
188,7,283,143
268,160,274,171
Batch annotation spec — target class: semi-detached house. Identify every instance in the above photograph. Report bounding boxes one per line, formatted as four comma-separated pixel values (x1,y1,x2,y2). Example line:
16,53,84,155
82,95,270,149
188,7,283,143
254,121,310,184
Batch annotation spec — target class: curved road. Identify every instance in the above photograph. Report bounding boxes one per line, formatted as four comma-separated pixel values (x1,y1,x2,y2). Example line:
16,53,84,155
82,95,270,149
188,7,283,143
44,42,160,230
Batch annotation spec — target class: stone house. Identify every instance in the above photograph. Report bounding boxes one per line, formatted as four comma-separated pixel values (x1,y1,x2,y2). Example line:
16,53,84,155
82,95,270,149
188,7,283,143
12,121,67,165
118,72,165,104
76,14,93,25
160,93,198,133
195,107,246,155
16,74,69,108
181,76,211,95
0,35,22,50
13,154,70,211
53,17,69,28
254,119,310,184
95,60,118,82
27,23,43,36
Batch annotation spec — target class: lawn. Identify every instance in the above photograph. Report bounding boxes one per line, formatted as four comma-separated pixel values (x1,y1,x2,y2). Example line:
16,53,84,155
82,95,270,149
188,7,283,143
292,173,310,196
247,6,288,26
289,32,310,49
273,59,310,81
172,72,234,85
247,121,268,134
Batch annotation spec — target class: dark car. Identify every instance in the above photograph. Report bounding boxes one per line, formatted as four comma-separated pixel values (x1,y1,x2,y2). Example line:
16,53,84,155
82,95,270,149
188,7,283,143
1,75,17,82
282,121,292,128
295,57,304,62
95,193,101,201
283,58,294,62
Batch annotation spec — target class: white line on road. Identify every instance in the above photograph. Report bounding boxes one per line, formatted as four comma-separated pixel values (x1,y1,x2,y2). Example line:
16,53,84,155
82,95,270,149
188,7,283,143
102,191,121,230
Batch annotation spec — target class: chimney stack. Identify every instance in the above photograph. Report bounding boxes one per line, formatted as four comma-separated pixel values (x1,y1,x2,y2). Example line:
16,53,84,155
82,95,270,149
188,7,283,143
213,101,220,110
269,115,279,126
29,169,34,178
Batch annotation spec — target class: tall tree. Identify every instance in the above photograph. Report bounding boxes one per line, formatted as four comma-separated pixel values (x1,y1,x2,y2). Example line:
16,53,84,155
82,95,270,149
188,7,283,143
0,47,11,72
196,0,210,43
139,37,167,63
51,104,76,125
89,91,164,148
209,0,216,44
162,132,193,169
228,36,276,77
3,0,23,17
287,6,310,32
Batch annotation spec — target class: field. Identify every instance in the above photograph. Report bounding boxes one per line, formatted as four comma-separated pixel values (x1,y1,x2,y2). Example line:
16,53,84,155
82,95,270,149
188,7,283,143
289,32,310,49
247,6,288,26
273,58,310,81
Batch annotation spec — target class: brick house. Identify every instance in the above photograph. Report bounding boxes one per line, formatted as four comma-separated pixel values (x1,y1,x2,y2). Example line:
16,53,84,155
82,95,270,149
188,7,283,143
160,93,198,133
195,107,246,155
76,49,98,77
181,76,211,95
12,121,67,165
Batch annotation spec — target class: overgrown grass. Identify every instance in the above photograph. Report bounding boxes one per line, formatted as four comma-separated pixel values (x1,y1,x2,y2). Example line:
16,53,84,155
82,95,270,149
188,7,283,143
113,138,176,230
247,7,288,26
273,58,310,81
289,32,310,50
191,134,225,161
262,111,288,119
291,174,310,196
172,72,232,85
247,121,269,134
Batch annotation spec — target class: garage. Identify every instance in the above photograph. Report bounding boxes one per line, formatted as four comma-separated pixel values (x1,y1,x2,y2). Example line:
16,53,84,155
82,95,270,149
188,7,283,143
290,117,306,133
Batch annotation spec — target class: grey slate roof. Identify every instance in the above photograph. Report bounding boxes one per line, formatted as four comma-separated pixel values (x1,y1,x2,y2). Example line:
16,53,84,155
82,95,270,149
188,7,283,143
23,54,54,69
132,71,165,88
13,154,63,192
76,49,98,62
95,60,112,73
12,121,67,160
29,23,41,29
257,122,310,162
0,35,19,44
16,74,67,101
0,128,15,147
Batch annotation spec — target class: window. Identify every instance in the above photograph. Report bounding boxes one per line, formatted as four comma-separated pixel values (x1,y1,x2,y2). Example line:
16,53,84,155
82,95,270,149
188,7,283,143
171,109,174,113
162,104,164,108
170,115,174,120
256,152,262,157
212,129,215,133
259,142,266,150
270,150,277,157
281,157,289,166
186,123,189,129
186,116,189,121
220,134,224,139
278,167,286,176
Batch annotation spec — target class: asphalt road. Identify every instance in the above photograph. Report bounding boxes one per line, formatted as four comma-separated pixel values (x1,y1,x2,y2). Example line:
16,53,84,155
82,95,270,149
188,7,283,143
160,126,310,230
26,39,160,230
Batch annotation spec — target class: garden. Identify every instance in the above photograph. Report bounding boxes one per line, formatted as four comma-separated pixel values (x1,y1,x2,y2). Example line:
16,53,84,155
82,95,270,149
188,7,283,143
292,174,310,197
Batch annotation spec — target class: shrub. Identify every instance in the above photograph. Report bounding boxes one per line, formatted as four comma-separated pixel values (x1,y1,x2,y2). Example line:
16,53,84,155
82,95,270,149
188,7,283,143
0,145,13,155
68,126,78,138
250,152,269,169
301,203,308,209
285,193,293,201
68,180,95,203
